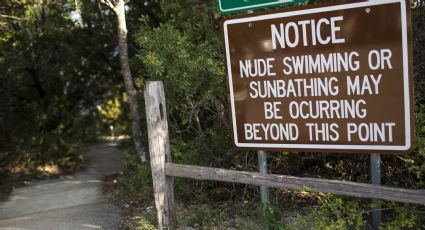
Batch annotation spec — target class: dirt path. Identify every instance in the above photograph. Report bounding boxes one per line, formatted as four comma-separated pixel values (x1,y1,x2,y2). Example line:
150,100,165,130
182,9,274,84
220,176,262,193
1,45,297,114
0,142,123,230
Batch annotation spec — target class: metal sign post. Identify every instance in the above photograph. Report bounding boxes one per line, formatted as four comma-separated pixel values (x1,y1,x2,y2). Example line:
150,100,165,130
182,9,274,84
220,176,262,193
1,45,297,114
371,153,382,229
247,8,271,207
258,150,270,204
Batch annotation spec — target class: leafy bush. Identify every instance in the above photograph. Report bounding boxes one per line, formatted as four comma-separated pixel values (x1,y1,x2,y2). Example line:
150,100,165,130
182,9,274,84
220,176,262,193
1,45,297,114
135,1,231,166
381,204,421,230
255,194,364,230
135,218,157,230
411,105,425,186
117,150,153,201
260,203,285,230
183,204,226,228
283,194,424,230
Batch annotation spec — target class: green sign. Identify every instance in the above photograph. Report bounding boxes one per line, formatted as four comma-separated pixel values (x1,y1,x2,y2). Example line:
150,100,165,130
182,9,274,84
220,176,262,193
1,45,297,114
218,0,303,14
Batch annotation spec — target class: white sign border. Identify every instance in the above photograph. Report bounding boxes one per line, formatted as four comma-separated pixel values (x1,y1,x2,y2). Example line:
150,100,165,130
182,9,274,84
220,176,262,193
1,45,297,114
223,0,411,151
219,0,294,13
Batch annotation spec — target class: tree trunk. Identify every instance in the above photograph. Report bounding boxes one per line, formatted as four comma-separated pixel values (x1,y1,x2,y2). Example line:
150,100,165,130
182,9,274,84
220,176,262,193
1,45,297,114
115,0,146,163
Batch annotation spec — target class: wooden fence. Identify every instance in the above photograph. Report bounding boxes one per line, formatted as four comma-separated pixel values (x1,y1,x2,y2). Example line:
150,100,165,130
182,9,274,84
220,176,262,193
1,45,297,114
144,81,425,230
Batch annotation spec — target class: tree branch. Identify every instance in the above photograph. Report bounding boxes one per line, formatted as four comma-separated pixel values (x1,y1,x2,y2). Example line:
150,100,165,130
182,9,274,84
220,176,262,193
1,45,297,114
221,147,239,166
193,105,220,162
0,13,24,20
100,0,116,10
11,0,24,5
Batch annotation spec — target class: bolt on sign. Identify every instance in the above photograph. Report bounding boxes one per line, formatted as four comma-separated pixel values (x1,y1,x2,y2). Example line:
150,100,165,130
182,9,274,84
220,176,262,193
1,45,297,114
218,0,304,14
221,0,414,153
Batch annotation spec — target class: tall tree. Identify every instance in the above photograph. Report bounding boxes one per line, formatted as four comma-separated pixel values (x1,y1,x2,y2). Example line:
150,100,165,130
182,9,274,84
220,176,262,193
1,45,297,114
101,0,146,162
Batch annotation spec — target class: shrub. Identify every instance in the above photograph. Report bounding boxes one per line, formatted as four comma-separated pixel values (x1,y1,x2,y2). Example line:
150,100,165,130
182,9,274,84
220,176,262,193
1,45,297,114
118,150,153,202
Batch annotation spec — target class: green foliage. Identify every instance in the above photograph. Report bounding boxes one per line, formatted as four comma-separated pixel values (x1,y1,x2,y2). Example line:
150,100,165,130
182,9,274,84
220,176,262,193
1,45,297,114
136,12,224,106
170,138,206,164
259,203,285,230
135,218,157,230
117,151,153,201
286,194,365,230
412,1,425,104
55,151,84,173
382,105,425,189
135,1,231,165
413,105,425,183
284,195,424,230
183,204,226,228
0,0,124,168
381,206,418,230
376,202,425,230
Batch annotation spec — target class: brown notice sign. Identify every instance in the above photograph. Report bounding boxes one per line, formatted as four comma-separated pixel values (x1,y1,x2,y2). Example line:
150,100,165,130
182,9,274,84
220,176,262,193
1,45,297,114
221,0,413,153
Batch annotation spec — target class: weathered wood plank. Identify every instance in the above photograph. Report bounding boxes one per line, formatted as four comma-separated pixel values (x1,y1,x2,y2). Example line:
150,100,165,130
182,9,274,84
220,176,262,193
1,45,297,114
165,163,425,205
144,81,177,229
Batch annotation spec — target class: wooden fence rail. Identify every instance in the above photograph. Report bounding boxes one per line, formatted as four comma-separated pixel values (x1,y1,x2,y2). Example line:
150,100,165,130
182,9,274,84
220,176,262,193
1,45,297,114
144,81,425,230
166,163,425,206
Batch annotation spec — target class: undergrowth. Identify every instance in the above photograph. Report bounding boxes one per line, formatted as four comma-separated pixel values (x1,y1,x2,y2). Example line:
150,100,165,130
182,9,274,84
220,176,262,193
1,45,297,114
117,149,425,229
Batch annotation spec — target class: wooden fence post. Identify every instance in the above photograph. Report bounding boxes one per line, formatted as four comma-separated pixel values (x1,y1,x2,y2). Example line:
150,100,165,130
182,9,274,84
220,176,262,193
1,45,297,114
144,81,177,230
